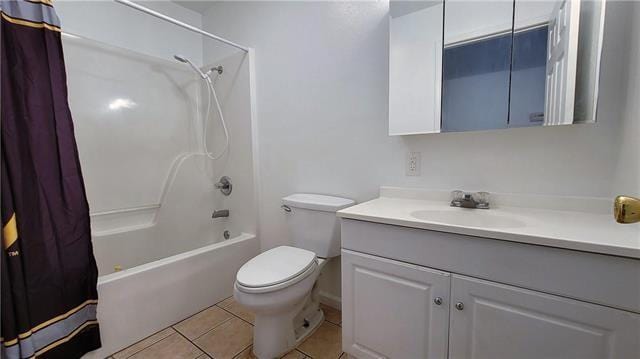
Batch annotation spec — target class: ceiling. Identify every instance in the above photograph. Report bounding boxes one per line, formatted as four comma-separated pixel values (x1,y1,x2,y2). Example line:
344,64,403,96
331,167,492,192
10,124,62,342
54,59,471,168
171,0,216,14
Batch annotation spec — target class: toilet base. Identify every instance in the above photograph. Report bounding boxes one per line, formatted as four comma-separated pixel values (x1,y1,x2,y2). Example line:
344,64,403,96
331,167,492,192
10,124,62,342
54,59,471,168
253,298,324,359
237,258,331,359
294,306,324,346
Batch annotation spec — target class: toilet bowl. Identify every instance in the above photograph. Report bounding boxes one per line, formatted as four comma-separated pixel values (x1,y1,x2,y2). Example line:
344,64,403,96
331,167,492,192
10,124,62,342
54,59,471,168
234,246,326,358
234,194,355,359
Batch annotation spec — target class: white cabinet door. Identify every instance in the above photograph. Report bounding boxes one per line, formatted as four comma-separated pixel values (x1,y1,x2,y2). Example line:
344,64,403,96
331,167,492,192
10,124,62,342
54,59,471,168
449,275,640,359
389,3,443,135
544,0,580,125
444,0,514,45
342,249,450,359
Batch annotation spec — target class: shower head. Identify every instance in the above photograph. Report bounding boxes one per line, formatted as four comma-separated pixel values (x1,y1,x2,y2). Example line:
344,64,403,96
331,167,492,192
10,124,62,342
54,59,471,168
174,54,207,79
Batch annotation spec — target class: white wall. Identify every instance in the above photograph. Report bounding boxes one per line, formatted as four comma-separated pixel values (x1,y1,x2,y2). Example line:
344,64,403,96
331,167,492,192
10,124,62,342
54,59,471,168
56,0,204,65
611,1,640,197
202,0,639,302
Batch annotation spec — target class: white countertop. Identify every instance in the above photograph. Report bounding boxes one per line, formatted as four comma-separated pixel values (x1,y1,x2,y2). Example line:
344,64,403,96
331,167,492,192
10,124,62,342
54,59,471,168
337,187,640,259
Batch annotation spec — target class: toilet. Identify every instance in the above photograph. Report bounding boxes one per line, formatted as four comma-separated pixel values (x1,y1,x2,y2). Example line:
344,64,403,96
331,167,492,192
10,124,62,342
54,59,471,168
234,193,355,359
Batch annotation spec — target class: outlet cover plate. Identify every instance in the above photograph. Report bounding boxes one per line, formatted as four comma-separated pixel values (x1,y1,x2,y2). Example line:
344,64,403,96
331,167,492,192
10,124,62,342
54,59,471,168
406,152,421,176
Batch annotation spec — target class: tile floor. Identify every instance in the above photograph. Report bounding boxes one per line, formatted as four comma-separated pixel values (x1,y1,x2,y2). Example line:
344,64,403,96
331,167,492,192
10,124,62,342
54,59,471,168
109,297,344,359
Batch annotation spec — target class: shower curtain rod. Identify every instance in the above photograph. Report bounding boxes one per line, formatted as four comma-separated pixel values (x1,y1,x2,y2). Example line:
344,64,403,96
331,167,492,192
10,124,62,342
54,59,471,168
114,0,249,52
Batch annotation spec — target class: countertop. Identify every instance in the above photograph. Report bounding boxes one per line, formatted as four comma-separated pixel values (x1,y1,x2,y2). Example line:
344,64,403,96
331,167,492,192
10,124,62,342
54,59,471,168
337,187,640,259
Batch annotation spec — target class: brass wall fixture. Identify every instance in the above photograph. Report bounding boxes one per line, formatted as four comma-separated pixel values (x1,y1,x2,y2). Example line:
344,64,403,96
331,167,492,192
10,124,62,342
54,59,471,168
614,195,640,224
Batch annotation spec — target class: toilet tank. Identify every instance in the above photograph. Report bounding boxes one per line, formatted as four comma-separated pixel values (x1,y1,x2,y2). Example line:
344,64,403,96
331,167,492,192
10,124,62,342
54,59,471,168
282,194,355,258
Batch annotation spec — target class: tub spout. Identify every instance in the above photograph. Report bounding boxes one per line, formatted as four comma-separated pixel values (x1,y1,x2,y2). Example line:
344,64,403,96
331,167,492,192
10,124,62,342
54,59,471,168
212,210,229,218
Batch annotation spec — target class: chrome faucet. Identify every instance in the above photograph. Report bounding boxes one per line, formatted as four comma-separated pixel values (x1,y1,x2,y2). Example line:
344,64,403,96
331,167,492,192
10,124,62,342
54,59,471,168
450,190,490,209
212,209,229,218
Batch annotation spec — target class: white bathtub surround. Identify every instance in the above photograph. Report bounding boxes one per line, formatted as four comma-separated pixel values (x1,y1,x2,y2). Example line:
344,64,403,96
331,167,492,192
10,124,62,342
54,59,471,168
338,187,640,258
61,3,258,238
63,34,199,215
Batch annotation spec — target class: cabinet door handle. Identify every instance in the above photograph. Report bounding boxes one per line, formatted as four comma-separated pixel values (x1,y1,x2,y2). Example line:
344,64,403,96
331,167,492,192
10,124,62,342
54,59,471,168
434,297,443,305
455,302,464,310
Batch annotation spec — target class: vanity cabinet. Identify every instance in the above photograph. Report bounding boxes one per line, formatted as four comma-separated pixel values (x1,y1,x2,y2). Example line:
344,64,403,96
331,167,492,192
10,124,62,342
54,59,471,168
341,220,640,359
449,275,639,359
341,250,450,359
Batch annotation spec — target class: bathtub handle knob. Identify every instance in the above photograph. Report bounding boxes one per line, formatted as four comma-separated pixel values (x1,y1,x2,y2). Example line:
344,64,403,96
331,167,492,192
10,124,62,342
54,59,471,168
281,205,292,213
214,176,232,196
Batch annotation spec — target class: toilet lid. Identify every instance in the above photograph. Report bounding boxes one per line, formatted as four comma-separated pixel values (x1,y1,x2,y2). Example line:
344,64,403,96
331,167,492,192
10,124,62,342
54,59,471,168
236,246,317,288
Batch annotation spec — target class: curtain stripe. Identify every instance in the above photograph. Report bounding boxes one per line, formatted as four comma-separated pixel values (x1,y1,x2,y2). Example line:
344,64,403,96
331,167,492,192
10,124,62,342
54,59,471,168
0,11,60,32
36,321,99,357
1,299,99,347
1,305,98,358
0,0,60,27
2,321,99,359
26,0,54,7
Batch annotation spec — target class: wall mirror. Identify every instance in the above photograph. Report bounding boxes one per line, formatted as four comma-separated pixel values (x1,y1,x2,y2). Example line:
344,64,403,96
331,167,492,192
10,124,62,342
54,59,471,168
388,0,606,135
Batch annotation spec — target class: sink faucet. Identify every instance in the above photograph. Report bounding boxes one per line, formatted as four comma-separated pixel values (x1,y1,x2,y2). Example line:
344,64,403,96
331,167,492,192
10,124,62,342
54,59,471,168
450,191,490,209
212,209,229,218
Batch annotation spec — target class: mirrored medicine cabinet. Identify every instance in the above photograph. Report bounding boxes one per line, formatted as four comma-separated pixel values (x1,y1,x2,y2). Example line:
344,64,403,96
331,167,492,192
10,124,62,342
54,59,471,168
388,0,606,135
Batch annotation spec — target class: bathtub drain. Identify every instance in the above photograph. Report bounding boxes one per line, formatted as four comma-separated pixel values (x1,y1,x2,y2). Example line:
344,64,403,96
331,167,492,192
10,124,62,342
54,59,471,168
223,230,231,240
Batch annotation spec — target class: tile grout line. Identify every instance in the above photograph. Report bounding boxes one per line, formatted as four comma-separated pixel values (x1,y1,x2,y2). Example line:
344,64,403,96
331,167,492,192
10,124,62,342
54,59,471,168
173,326,213,359
216,304,256,328
216,305,255,358
170,297,237,341
175,312,234,342
181,303,253,358
231,343,254,359
183,303,253,359
297,319,345,359
114,297,234,358
116,297,344,359
117,328,176,359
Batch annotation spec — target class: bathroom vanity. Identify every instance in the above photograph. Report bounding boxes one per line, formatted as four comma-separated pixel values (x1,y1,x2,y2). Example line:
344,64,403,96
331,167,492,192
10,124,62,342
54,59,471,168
337,188,640,359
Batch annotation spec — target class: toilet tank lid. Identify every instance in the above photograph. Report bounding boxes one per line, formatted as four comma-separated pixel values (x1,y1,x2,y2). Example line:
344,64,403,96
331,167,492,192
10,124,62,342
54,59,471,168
283,193,355,212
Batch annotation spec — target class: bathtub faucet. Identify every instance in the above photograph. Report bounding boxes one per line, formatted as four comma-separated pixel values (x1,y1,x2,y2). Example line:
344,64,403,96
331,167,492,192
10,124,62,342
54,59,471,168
214,176,232,196
212,209,229,218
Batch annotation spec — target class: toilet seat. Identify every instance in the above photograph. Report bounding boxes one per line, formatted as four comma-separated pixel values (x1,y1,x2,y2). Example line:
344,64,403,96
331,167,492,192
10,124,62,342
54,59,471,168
236,246,317,294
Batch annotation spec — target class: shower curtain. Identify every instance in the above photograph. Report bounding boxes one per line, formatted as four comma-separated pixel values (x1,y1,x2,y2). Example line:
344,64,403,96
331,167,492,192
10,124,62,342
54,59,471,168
1,1,101,358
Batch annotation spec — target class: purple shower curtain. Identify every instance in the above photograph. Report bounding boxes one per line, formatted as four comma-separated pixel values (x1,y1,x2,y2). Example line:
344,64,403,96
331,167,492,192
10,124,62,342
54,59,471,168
1,1,101,358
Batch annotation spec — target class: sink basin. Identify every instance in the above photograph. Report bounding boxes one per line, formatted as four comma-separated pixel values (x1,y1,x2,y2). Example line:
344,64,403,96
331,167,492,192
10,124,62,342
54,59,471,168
410,209,527,229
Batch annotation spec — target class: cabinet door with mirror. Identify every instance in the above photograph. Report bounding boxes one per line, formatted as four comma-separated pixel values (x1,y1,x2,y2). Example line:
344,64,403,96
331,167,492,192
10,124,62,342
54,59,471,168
388,0,606,135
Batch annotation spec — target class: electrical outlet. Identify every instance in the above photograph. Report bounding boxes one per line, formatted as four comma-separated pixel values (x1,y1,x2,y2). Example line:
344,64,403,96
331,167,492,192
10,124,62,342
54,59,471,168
406,152,421,176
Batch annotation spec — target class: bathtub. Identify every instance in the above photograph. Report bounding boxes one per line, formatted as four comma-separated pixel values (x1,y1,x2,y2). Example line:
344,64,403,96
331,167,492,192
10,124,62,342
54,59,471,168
83,233,259,358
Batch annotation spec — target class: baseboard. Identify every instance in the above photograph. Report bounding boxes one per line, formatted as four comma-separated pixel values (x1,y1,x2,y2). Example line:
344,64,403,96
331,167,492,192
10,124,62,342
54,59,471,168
319,290,341,310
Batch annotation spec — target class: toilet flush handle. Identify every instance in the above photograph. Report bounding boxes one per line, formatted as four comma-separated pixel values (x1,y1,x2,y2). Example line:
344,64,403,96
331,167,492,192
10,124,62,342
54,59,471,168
281,205,292,213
